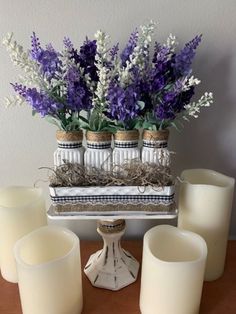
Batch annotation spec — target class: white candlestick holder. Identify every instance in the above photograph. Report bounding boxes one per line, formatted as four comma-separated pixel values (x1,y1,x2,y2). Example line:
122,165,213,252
84,219,139,290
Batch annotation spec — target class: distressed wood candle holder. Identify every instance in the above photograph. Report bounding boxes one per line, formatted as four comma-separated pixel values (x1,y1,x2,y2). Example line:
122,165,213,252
84,219,139,290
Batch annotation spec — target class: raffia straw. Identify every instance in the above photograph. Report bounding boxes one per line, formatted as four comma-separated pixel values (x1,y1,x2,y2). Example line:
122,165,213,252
47,159,174,188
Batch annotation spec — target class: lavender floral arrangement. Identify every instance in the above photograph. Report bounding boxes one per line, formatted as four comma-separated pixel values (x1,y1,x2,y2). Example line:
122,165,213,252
2,33,96,131
2,21,213,132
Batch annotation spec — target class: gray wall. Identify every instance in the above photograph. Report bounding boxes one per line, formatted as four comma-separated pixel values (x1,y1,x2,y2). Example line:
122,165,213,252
0,0,235,239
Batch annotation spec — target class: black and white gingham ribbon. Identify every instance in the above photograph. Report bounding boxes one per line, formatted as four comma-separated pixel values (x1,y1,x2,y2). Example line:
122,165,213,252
87,142,111,149
58,142,82,149
143,141,168,148
114,141,138,148
51,193,174,204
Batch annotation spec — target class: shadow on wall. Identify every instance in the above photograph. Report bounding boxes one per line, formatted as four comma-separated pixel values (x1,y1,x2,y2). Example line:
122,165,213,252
170,53,236,237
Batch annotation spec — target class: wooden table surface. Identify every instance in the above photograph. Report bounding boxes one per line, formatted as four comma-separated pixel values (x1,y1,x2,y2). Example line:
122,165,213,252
0,240,235,314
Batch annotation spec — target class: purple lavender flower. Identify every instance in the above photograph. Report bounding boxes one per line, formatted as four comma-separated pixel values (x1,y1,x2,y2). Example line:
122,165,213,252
152,42,162,63
173,34,202,77
11,83,63,117
37,50,60,80
45,43,56,52
152,78,183,121
173,86,195,112
70,48,80,64
154,103,176,121
78,38,98,81
110,43,119,61
153,77,195,121
30,32,61,81
162,91,177,103
80,38,97,60
120,30,138,67
153,45,170,70
63,37,73,50
66,66,92,112
150,74,165,92
149,45,175,95
10,83,27,97
155,91,177,121
180,86,195,105
30,32,42,60
106,81,140,128
142,45,177,119
26,88,63,117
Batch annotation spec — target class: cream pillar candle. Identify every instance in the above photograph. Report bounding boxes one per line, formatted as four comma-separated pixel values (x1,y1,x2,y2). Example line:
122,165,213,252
14,225,83,314
0,186,47,283
140,225,207,314
178,169,235,281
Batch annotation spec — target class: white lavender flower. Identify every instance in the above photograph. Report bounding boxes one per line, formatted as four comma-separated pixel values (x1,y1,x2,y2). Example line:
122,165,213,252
118,20,156,87
164,33,178,53
184,92,213,119
182,75,201,91
93,30,111,108
129,20,156,71
2,33,48,91
4,95,25,107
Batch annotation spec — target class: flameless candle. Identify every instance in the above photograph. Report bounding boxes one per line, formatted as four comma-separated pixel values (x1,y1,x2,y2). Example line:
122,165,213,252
178,169,235,281
0,186,47,282
140,225,207,314
14,225,83,314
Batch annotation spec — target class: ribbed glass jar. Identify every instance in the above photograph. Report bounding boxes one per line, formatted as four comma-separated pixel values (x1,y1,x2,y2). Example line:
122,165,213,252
54,130,84,167
141,129,170,166
113,130,140,169
84,131,112,171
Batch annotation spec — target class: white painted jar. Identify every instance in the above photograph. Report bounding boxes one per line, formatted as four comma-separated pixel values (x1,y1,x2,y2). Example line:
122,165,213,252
84,131,112,171
141,129,170,166
113,130,140,169
54,130,84,167
140,225,207,314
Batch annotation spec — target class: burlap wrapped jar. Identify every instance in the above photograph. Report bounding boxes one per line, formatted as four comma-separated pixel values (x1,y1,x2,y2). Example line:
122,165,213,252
141,129,170,166
113,130,140,169
54,130,84,167
84,131,112,171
